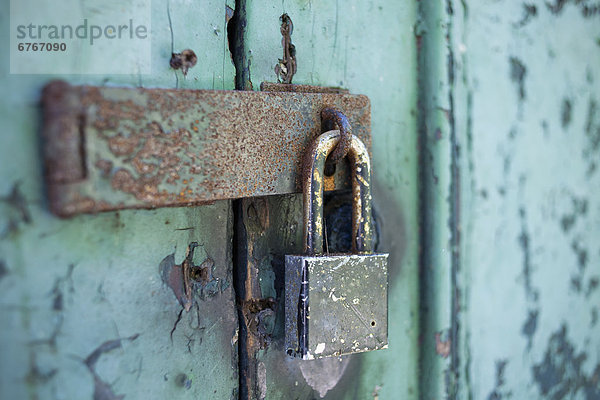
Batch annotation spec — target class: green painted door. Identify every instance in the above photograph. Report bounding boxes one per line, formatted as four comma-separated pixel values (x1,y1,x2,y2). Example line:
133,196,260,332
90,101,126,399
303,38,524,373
1,1,419,399
2,0,599,399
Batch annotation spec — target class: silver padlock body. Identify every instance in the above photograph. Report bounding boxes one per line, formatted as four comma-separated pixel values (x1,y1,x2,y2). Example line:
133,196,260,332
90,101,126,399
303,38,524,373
285,253,388,360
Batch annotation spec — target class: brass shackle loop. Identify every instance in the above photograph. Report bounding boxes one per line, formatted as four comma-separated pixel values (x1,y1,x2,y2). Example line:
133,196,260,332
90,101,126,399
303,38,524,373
302,130,373,255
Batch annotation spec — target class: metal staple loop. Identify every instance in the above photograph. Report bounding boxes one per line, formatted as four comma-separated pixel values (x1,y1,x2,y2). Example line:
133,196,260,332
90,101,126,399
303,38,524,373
321,107,352,164
303,130,373,255
275,14,297,84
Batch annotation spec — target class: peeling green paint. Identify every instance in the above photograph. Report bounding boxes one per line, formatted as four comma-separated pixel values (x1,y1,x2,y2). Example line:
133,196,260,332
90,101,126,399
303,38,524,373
509,57,527,101
0,1,239,399
448,1,600,398
533,324,600,399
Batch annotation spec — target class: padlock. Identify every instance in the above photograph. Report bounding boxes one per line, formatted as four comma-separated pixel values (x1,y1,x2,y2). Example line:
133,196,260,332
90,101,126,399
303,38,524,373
285,129,388,360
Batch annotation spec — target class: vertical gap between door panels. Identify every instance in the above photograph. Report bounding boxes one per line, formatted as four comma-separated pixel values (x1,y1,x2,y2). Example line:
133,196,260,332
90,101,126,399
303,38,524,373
228,1,251,399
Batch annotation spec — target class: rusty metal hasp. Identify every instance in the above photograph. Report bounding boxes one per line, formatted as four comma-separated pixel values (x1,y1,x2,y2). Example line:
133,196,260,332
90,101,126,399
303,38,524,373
41,81,371,217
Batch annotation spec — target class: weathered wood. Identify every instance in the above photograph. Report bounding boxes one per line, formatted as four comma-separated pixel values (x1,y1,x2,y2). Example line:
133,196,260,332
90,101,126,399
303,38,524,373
452,2,600,398
416,1,456,398
236,1,420,399
421,1,600,398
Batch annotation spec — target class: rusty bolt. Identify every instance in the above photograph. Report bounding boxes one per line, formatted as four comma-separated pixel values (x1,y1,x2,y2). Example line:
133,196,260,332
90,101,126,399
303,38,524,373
170,49,197,76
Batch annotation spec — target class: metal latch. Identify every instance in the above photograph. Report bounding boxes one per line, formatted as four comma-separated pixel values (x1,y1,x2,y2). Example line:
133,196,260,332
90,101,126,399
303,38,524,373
41,81,371,217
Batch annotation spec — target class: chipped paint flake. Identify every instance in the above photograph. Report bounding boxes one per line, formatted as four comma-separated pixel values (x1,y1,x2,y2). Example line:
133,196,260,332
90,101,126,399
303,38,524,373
315,343,326,354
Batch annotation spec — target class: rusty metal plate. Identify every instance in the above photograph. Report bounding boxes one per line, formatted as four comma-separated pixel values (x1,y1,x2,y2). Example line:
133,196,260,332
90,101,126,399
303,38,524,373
260,82,349,94
41,81,371,217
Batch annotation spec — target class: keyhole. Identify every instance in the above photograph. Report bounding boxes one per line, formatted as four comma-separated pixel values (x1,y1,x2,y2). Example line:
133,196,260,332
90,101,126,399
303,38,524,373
371,320,376,327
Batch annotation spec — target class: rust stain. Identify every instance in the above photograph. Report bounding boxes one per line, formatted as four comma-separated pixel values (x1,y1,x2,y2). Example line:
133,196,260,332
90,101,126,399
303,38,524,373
95,159,113,178
435,332,451,358
323,173,336,191
41,81,85,184
260,82,349,94
106,134,140,156
170,49,197,76
159,243,217,312
237,197,279,399
241,297,276,349
321,107,352,165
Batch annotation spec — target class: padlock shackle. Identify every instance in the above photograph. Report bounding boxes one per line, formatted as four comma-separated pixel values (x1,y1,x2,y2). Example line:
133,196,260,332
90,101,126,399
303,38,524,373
303,130,373,255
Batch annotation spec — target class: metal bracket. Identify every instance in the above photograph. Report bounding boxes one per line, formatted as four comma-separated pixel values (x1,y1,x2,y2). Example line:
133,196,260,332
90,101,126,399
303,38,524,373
41,81,371,217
